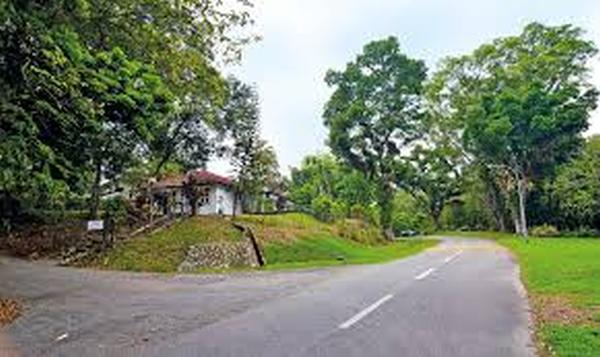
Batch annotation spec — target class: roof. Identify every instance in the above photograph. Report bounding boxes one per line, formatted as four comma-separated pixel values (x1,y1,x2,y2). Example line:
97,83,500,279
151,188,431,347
152,170,232,190
187,170,233,186
152,174,185,189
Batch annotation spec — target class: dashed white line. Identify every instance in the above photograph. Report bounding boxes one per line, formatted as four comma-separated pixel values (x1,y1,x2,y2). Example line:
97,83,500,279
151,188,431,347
415,267,436,280
338,294,394,329
444,249,463,264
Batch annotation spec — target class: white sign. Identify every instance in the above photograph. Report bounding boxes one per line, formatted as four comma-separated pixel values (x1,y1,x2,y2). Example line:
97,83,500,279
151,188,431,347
87,220,104,231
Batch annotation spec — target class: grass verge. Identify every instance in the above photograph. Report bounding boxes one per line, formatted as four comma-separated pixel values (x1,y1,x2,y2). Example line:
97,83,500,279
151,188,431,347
438,231,600,357
93,213,437,273
93,216,243,272
238,213,437,269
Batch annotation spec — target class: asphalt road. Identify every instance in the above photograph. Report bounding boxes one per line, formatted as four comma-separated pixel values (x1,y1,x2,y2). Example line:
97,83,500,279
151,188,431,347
0,238,535,356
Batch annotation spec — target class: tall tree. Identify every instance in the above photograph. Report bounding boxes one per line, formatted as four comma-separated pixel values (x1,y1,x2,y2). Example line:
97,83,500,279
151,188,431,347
323,36,427,238
224,78,279,215
406,145,462,230
552,135,600,229
429,23,598,236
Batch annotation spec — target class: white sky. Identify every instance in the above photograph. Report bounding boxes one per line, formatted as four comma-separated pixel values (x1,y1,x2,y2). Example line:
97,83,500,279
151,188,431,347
209,0,600,176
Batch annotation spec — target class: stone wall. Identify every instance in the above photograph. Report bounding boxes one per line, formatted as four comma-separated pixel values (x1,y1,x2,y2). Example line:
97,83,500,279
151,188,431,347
178,241,259,272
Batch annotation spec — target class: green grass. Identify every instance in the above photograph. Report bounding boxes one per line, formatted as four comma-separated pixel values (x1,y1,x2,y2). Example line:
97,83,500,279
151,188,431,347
438,231,600,356
238,213,436,269
94,213,437,273
94,216,243,272
263,234,437,269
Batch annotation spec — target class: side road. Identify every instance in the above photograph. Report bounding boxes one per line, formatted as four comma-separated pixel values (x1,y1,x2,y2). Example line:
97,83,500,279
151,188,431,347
0,238,535,356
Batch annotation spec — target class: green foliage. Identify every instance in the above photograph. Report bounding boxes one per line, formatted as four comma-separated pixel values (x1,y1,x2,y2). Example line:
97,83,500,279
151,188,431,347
224,78,280,213
542,325,600,357
96,216,244,272
405,144,463,229
0,0,258,225
323,36,427,234
530,224,560,237
392,191,434,234
264,236,436,270
500,238,600,356
290,154,377,223
430,23,598,236
311,194,342,222
552,135,600,229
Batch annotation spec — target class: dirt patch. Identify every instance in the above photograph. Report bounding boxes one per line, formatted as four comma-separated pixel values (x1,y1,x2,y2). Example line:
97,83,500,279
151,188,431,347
533,295,591,325
0,299,21,326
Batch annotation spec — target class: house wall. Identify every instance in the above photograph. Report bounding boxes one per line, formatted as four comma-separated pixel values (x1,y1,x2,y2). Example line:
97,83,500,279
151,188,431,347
195,185,241,216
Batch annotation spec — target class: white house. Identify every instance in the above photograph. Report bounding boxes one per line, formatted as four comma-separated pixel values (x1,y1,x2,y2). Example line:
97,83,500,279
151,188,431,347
151,170,242,216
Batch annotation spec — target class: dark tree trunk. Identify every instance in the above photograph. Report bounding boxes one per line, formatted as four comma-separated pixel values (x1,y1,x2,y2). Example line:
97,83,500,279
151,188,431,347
89,159,102,219
378,182,395,240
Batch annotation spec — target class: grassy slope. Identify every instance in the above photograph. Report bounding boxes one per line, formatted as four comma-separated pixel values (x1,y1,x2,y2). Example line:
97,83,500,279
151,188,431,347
95,216,243,272
97,213,437,273
237,213,437,269
440,231,600,357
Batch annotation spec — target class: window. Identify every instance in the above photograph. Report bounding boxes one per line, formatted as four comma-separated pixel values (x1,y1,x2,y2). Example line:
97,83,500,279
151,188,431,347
198,187,210,206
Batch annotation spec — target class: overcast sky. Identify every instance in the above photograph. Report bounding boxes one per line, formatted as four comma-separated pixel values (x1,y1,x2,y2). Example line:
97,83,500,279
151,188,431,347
210,0,600,175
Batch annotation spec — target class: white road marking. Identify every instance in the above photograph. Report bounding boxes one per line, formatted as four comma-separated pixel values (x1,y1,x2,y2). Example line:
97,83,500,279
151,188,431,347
444,249,463,264
338,294,394,329
55,333,69,342
415,268,436,280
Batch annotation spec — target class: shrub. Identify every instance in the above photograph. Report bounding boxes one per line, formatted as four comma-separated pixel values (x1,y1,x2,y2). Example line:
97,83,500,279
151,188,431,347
531,224,560,237
335,219,385,244
560,227,600,238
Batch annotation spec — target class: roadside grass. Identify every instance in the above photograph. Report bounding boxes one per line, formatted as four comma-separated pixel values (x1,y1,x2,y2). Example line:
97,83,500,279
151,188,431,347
94,212,437,273
262,234,437,270
438,231,600,357
94,216,243,272
238,213,437,269
501,238,600,357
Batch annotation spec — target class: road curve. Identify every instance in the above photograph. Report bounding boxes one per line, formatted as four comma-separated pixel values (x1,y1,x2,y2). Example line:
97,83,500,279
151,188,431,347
0,238,535,356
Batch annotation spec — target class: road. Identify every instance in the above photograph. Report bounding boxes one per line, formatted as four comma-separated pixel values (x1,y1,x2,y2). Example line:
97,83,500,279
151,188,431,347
0,238,535,356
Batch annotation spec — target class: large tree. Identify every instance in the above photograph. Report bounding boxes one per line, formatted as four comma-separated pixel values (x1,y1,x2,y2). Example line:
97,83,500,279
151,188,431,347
429,23,598,236
323,36,427,238
224,78,279,215
406,144,462,230
552,135,600,229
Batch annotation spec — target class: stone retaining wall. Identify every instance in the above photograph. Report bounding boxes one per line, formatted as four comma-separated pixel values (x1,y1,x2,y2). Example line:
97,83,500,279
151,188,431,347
178,241,259,272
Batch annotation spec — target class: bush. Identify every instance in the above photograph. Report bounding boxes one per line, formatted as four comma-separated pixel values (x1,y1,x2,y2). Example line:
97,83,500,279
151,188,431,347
531,224,560,237
560,227,600,238
334,219,385,245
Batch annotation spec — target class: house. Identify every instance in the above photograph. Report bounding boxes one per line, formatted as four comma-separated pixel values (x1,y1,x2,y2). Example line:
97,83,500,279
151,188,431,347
151,170,242,216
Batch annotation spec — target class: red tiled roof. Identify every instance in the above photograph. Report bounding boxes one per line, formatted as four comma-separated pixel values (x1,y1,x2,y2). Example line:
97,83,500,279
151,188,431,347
152,170,233,189
152,174,185,189
186,170,233,186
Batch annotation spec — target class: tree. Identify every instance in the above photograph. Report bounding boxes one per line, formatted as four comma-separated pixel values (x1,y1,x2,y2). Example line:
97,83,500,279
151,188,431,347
552,135,600,229
323,36,427,238
406,145,462,230
289,154,377,222
429,23,598,236
224,78,279,215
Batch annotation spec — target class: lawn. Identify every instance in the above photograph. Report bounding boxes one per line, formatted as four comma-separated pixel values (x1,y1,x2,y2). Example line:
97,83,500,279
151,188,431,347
237,213,437,269
263,234,437,269
440,231,600,357
94,213,437,273
94,216,243,272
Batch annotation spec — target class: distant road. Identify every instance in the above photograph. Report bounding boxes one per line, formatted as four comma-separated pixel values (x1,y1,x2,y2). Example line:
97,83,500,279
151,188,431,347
0,238,535,356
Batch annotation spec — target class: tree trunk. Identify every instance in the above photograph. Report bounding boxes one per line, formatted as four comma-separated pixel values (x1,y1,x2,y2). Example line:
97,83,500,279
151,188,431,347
89,159,102,219
432,210,442,231
232,189,239,218
378,183,395,240
516,174,528,237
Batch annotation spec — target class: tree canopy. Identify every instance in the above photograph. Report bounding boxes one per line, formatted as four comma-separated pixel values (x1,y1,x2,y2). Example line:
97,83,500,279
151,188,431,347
323,36,427,237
